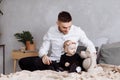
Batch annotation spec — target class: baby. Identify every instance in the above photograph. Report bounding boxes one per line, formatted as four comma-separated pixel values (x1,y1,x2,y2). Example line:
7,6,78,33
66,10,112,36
59,40,84,73
50,40,97,72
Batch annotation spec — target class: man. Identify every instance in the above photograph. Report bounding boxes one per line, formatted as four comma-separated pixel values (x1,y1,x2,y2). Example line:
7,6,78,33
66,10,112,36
19,11,97,71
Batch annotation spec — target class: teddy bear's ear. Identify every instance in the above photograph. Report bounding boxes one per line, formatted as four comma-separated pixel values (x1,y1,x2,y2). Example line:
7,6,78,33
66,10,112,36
83,58,91,70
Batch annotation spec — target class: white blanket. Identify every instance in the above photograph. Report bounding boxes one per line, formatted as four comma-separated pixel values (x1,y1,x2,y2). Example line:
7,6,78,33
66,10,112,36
0,64,120,80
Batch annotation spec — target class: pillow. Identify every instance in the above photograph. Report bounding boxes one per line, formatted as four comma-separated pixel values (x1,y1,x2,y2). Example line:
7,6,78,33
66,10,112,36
98,42,120,65
92,37,109,50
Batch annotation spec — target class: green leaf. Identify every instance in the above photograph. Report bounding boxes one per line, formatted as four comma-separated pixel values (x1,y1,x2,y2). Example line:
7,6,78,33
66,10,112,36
14,31,34,45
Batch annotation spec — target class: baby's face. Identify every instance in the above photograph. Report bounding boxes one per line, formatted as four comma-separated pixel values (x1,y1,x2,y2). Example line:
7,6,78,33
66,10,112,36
67,43,77,55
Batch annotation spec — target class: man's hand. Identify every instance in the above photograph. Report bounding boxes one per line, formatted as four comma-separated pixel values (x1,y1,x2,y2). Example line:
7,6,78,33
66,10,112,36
42,55,51,65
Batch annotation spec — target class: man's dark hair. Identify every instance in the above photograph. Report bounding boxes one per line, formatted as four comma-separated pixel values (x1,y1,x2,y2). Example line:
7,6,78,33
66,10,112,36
58,11,72,22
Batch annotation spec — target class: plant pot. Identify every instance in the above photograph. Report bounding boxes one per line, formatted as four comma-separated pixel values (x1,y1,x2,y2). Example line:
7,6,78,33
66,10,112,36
26,41,35,51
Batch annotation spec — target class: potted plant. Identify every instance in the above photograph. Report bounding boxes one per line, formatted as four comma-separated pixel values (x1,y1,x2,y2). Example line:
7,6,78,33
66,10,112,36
14,31,35,51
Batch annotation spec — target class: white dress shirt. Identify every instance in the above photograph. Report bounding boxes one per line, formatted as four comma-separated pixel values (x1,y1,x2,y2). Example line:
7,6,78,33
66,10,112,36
39,25,96,62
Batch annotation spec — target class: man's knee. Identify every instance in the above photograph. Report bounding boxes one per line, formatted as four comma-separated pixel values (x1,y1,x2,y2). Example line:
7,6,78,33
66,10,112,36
18,57,40,71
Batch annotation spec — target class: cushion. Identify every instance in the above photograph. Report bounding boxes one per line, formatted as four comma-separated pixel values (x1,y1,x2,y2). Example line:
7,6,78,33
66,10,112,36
92,37,109,52
98,42,120,65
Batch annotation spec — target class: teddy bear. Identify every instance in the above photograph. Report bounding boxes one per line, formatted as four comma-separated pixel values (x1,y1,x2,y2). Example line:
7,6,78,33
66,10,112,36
79,50,92,71
80,48,98,72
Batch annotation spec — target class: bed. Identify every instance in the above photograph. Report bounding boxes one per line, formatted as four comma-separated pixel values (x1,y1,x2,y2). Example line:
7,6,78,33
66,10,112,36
0,64,120,80
1,42,120,80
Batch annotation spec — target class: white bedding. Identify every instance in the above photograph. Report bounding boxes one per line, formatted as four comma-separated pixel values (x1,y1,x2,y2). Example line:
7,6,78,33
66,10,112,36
0,64,120,80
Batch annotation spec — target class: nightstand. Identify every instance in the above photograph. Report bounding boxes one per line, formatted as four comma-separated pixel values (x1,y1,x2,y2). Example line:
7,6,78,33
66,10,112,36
11,50,38,72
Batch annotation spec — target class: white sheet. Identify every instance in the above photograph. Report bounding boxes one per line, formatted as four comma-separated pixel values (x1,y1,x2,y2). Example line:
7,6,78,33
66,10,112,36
0,64,120,80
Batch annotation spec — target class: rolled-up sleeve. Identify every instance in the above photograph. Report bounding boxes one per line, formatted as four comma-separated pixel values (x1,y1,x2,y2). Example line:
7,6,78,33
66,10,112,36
39,33,51,57
79,29,96,54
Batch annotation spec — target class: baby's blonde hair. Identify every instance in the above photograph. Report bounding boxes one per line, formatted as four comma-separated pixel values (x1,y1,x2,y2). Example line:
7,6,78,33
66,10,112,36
63,40,71,48
63,40,76,49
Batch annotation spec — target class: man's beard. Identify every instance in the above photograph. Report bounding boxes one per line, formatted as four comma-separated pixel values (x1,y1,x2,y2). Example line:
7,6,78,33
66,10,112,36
58,26,68,35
